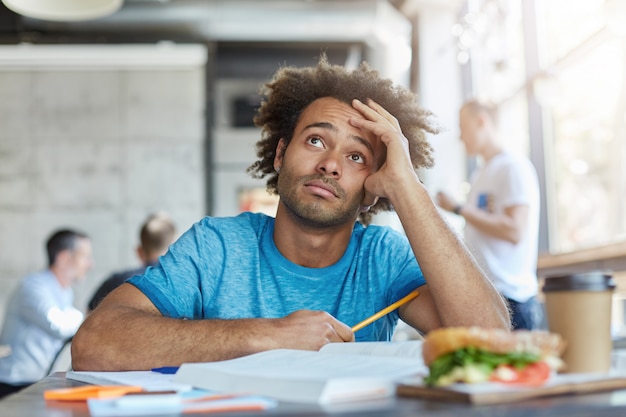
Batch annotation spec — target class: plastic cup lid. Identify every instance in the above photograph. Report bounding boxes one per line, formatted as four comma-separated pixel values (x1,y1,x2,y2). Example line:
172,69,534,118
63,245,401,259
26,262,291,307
542,272,616,292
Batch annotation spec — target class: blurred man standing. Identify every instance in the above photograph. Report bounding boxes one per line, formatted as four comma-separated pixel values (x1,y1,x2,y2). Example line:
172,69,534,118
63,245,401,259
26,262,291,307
0,229,93,397
88,212,176,312
437,99,541,330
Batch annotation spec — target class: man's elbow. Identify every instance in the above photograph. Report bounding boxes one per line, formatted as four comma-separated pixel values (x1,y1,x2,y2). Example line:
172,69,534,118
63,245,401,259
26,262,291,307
71,320,113,371
71,324,94,371
506,234,521,245
501,227,522,245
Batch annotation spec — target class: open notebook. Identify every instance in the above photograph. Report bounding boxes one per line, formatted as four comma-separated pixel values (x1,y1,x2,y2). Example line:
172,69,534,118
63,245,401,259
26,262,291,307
172,341,425,404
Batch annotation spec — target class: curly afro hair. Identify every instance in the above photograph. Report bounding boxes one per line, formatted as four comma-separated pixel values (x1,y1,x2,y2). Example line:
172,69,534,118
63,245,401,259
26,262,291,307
247,55,438,224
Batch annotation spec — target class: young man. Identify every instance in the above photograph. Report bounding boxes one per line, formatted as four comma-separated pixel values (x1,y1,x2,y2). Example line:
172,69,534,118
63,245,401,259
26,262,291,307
437,99,542,330
87,212,176,312
72,59,509,372
0,229,93,397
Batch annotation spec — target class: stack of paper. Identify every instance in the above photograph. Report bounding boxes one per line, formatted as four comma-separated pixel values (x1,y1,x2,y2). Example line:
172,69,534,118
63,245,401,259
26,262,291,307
63,372,277,416
87,391,277,416
67,369,192,392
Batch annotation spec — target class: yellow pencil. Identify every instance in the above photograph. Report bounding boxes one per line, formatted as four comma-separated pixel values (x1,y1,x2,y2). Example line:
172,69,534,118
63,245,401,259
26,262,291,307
351,289,420,332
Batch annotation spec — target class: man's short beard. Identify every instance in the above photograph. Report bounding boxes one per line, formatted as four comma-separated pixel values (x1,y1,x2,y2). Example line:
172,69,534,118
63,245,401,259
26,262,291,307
276,170,362,228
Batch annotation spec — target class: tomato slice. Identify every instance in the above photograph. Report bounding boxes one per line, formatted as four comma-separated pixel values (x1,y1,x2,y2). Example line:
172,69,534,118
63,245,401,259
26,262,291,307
490,361,551,387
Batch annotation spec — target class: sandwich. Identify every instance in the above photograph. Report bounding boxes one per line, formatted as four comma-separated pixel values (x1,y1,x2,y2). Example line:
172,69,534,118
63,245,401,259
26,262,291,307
422,327,565,387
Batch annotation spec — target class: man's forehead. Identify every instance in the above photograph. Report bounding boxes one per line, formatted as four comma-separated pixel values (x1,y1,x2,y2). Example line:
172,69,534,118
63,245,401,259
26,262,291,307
299,97,359,118
298,98,377,136
298,100,374,140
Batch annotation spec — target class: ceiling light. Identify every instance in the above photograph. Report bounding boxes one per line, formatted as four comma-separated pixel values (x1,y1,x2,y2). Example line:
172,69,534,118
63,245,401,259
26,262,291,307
1,0,123,22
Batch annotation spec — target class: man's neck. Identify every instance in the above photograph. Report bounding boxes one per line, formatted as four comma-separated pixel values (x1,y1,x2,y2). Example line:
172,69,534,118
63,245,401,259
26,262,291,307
272,206,355,268
480,137,503,162
49,265,70,288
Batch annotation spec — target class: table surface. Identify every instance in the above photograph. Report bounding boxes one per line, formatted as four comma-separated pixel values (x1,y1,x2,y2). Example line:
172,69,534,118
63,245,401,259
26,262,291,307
3,373,626,417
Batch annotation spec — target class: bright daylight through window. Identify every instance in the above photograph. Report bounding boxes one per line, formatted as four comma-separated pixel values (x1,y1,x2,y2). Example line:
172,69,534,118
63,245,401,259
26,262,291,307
536,0,626,252
461,0,626,254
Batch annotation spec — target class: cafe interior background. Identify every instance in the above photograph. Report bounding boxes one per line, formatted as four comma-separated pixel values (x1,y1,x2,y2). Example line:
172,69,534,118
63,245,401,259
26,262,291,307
0,0,625,364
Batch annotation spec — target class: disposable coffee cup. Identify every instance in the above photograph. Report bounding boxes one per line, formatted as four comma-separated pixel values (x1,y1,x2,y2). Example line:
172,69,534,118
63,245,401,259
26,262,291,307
542,272,616,373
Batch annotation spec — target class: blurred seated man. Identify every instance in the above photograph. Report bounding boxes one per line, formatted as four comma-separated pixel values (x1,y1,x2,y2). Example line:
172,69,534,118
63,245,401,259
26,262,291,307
88,212,176,312
0,229,93,398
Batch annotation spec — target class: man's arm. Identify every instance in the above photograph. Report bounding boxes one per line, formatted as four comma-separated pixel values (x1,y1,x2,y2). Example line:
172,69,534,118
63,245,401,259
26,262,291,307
71,283,354,371
436,191,529,244
391,182,510,332
350,99,510,332
87,273,126,313
20,279,83,339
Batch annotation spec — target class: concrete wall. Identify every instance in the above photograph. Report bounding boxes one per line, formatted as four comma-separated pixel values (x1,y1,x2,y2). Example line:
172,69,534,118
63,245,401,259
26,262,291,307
415,6,467,234
0,45,207,322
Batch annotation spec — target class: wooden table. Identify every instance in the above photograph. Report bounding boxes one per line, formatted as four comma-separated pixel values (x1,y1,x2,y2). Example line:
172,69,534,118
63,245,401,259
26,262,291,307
2,372,626,417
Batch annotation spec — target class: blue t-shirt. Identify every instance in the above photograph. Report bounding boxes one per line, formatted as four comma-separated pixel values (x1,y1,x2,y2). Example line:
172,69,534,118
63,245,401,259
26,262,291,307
129,212,425,341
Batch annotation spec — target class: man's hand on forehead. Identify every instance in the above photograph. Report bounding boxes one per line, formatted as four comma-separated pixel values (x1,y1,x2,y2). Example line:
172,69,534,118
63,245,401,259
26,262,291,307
348,98,420,202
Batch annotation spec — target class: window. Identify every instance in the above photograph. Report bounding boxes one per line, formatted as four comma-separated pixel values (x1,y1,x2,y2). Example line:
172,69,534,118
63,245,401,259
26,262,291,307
535,0,626,252
455,0,531,202
457,0,625,253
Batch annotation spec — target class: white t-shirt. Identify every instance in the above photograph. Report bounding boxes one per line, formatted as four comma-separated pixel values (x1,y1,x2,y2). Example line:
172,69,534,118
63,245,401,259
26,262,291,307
464,152,540,302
